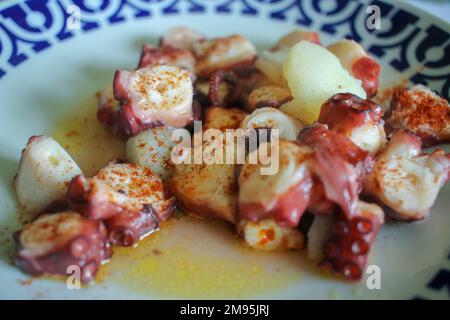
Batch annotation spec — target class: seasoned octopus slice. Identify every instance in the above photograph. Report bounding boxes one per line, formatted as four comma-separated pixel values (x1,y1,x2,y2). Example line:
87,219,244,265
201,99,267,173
14,211,111,283
67,162,174,246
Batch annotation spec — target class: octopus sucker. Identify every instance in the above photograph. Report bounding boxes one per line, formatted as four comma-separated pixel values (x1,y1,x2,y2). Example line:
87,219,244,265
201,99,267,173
14,211,112,284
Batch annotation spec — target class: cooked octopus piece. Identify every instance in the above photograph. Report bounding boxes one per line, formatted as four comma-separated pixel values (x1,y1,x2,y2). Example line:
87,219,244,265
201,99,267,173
169,133,237,223
272,29,320,51
196,80,231,107
299,123,375,181
238,140,313,228
319,93,386,154
67,162,174,246
241,107,304,141
203,107,247,131
247,85,292,111
14,211,111,283
137,44,196,73
159,26,205,50
363,129,450,221
169,158,238,224
206,66,266,108
320,201,384,280
114,65,194,136
14,136,82,220
238,218,305,251
97,86,126,137
193,34,257,78
299,124,375,219
386,85,450,147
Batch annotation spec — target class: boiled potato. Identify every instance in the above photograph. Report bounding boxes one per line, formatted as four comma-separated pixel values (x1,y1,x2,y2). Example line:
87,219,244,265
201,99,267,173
14,136,82,219
280,41,366,124
126,128,176,180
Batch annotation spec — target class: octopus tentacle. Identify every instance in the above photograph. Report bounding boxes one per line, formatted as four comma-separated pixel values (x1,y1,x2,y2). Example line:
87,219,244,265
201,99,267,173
113,65,194,136
318,93,386,154
67,162,175,246
319,201,384,280
14,211,112,283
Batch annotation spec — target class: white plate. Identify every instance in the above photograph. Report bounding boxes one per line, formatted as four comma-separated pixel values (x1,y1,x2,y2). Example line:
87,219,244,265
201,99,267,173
0,0,449,299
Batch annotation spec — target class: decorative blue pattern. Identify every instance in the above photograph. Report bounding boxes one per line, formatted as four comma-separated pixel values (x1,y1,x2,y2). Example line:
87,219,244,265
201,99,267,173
0,0,448,99
0,0,449,298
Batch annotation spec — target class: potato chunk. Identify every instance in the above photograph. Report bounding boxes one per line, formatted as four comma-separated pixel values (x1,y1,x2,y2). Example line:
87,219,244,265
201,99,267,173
126,128,176,180
14,136,82,218
280,41,366,124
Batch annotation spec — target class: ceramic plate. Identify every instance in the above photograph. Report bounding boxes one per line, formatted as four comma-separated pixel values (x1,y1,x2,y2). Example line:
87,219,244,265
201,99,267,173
0,0,449,300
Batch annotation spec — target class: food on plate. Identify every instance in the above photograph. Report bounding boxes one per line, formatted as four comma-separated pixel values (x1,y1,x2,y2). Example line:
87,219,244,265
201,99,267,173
327,39,380,98
238,218,305,251
169,142,238,224
254,49,289,87
97,86,125,137
11,26,450,283
138,44,196,73
238,140,313,228
363,130,450,221
203,106,246,131
255,29,320,87
14,211,111,283
67,161,174,246
196,79,231,107
280,41,366,124
319,201,384,280
14,135,82,219
126,128,177,180
241,107,304,141
205,66,266,108
272,29,320,51
386,85,450,147
298,124,374,221
318,93,386,154
307,215,333,260
247,85,292,111
193,34,257,78
113,64,194,135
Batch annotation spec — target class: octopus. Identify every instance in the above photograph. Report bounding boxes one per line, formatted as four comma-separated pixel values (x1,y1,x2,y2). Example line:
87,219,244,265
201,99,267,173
193,34,257,79
385,85,450,147
67,161,175,246
14,211,112,283
319,201,384,280
318,93,386,154
137,44,196,73
238,140,313,228
113,64,194,136
363,129,450,221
